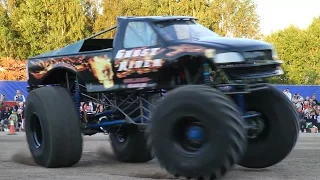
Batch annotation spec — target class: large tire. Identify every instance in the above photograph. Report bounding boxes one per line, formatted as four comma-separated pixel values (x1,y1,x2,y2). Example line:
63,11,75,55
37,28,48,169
109,125,153,163
238,85,299,168
25,86,83,168
148,85,247,179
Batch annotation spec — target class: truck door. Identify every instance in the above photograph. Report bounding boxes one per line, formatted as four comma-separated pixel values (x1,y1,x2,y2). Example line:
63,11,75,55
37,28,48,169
112,21,165,88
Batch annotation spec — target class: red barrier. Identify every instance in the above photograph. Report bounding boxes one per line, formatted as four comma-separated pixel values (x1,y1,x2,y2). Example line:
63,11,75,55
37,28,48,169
3,101,16,107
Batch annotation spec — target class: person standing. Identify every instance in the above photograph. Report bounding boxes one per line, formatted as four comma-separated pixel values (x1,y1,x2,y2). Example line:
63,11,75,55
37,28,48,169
14,89,25,103
283,88,292,101
312,93,318,105
0,105,11,132
297,106,306,133
0,93,4,102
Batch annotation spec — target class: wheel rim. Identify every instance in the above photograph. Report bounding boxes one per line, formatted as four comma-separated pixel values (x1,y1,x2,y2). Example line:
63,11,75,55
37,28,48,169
245,111,267,140
115,129,127,143
174,116,207,153
30,113,43,148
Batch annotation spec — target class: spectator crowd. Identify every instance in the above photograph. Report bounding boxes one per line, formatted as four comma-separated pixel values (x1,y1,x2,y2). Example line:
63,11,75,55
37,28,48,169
0,89,105,132
283,88,320,133
0,89,25,132
0,87,318,133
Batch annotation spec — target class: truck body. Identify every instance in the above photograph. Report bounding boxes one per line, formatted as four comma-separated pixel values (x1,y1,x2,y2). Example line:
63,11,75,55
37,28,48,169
26,16,283,93
23,16,299,180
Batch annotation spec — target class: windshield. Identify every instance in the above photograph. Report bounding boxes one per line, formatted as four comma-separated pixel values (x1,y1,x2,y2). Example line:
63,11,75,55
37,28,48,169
153,20,219,41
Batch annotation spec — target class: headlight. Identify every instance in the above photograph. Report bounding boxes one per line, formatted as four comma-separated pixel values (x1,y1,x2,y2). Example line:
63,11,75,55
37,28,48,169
213,52,245,64
272,50,279,60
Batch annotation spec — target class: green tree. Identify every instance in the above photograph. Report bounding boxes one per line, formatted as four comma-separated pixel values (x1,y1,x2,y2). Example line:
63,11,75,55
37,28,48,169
203,0,261,38
2,0,93,58
265,18,320,85
93,0,123,38
0,5,13,57
0,0,26,59
13,0,49,57
45,0,92,51
304,17,320,84
93,0,261,39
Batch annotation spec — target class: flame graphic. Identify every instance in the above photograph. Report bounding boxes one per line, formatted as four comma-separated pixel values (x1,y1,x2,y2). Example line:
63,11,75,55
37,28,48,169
88,56,114,88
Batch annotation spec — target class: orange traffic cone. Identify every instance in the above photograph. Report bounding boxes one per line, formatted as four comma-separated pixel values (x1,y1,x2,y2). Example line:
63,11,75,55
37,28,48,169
7,118,17,135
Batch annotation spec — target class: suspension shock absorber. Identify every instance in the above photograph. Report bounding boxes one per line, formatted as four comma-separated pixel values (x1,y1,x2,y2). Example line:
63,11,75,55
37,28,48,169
203,62,211,85
73,79,81,117
236,94,246,114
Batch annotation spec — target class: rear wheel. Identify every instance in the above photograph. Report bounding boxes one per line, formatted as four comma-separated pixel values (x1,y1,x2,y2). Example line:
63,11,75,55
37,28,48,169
238,85,299,168
109,125,153,163
25,86,83,168
148,85,247,179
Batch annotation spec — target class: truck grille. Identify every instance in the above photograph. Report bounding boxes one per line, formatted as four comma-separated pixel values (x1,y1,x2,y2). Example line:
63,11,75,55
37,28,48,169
243,50,273,61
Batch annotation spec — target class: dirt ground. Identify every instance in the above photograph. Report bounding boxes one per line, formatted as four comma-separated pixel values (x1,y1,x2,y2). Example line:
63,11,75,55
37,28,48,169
0,132,319,180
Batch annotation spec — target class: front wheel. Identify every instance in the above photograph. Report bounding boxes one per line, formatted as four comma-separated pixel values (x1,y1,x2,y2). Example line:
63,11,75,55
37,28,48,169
238,85,299,168
25,86,83,168
148,85,247,179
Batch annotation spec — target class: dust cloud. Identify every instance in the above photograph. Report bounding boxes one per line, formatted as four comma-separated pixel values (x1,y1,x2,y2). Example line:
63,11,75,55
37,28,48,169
129,172,177,179
10,149,37,166
95,145,118,162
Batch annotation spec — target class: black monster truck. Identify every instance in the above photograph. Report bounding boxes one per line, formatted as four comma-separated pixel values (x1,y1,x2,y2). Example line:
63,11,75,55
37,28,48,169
25,16,299,179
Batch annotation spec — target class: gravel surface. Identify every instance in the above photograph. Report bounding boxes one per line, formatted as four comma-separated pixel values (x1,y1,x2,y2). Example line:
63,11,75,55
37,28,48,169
0,132,319,180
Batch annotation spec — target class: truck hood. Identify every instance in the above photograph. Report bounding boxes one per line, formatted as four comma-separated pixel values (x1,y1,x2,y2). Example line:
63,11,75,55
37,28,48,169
178,36,273,52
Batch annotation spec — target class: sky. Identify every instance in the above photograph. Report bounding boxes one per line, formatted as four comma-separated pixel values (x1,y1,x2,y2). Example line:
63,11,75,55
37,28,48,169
255,0,320,35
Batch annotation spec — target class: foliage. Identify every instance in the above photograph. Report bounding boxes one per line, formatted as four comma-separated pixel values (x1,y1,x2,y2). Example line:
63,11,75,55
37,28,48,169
93,0,261,39
0,57,26,80
265,18,320,85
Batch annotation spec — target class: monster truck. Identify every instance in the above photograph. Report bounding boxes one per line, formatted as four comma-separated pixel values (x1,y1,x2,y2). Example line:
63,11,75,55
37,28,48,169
24,16,299,179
